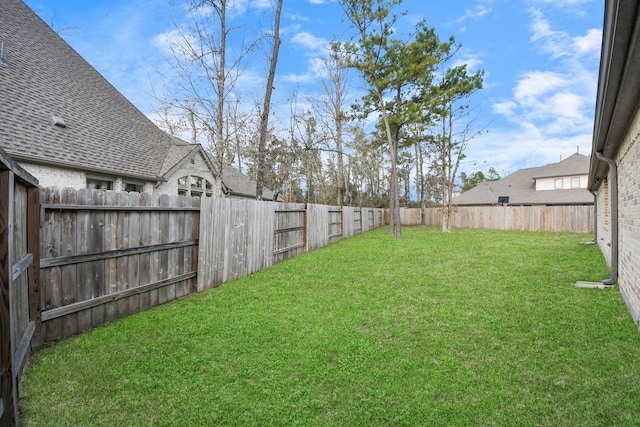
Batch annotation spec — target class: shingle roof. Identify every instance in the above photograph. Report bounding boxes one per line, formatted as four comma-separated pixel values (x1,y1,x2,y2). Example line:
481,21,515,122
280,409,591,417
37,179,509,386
219,164,273,201
0,0,173,180
453,153,593,206
531,152,590,179
160,139,202,176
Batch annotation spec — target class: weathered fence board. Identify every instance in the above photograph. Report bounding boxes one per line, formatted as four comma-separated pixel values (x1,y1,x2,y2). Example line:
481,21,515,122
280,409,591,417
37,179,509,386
274,203,306,263
307,204,330,251
1,147,40,426
197,200,384,291
39,188,200,342
197,198,287,290
398,205,594,233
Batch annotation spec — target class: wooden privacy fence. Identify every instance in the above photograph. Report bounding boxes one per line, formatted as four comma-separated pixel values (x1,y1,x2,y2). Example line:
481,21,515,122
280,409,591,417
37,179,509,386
1,149,41,426
197,198,385,290
37,189,385,340
39,188,200,343
399,205,594,233
306,204,381,251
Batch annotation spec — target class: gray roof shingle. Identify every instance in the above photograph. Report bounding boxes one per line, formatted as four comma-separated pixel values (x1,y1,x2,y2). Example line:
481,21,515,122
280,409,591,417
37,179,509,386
0,0,174,180
531,152,590,179
453,153,593,206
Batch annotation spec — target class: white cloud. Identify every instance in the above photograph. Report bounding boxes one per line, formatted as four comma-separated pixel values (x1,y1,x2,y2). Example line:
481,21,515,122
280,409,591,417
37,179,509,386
291,31,330,53
281,72,315,84
492,101,517,117
573,28,602,57
529,9,573,58
530,10,602,61
514,71,567,103
286,12,311,22
508,71,593,135
281,58,325,83
153,29,182,52
452,54,483,72
455,0,494,23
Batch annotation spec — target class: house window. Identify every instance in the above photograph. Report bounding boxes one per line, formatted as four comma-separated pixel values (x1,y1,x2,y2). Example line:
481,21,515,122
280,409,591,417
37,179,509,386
177,175,213,197
87,177,113,190
571,176,581,188
190,175,203,189
554,178,563,189
124,182,143,193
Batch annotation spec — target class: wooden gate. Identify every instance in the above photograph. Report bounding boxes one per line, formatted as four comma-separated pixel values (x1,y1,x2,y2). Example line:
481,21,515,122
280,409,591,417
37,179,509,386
1,148,41,426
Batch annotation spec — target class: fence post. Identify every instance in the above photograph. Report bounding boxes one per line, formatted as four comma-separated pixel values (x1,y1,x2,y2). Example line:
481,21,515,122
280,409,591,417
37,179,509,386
0,168,17,426
303,208,308,252
27,187,42,351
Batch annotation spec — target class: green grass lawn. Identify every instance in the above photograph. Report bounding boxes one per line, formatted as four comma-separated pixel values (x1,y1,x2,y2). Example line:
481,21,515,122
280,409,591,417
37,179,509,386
20,227,640,426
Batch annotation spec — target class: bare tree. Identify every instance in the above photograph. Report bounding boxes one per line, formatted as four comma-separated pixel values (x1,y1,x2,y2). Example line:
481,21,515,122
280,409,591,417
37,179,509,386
255,0,284,200
155,0,258,197
316,57,352,206
47,9,79,35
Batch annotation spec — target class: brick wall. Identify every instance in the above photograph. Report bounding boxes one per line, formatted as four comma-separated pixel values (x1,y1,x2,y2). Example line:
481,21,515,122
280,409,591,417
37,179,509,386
614,106,640,329
595,183,612,266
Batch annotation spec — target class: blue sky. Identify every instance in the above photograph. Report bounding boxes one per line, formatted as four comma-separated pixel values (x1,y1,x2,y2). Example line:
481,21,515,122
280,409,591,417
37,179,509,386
24,0,604,178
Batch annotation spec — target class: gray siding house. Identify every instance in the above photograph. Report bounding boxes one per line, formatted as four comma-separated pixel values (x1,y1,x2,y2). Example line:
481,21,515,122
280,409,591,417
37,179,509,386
589,0,640,331
453,153,593,206
0,0,278,200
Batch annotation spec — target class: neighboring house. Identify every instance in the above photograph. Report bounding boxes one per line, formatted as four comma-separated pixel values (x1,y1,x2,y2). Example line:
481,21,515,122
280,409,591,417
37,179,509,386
589,0,640,330
0,0,278,200
452,153,593,206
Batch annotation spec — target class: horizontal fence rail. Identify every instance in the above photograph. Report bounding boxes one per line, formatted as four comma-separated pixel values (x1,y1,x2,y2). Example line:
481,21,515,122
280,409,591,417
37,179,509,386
399,205,594,233
197,200,385,291
39,188,200,342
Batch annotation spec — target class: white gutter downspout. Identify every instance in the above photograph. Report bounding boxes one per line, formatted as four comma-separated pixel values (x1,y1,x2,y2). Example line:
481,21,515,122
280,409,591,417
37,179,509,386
595,151,618,285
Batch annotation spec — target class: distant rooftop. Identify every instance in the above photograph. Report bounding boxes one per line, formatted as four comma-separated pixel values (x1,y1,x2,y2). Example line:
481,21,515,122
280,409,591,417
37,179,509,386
453,153,593,206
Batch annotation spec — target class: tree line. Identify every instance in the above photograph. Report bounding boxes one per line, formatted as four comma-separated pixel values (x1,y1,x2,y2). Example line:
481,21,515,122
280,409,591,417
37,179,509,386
153,0,491,237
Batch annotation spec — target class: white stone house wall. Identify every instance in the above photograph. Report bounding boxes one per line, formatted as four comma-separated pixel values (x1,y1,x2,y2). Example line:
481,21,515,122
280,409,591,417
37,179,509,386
156,151,217,197
19,162,86,189
614,105,640,328
19,151,234,199
20,162,157,193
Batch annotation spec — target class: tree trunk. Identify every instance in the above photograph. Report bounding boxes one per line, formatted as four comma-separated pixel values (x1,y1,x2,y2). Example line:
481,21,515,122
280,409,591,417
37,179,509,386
255,0,283,200
212,1,227,198
336,117,345,205
442,205,451,233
